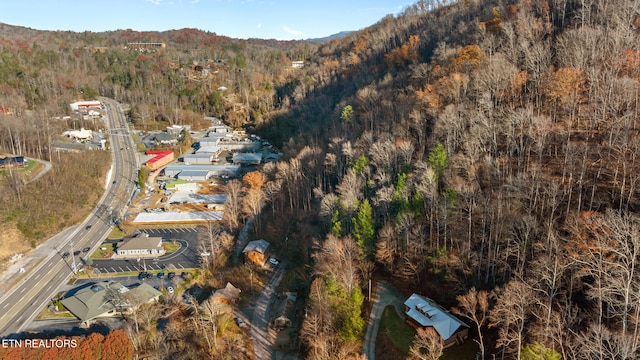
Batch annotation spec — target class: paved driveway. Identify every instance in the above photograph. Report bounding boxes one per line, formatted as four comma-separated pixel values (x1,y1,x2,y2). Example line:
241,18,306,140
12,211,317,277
362,281,407,360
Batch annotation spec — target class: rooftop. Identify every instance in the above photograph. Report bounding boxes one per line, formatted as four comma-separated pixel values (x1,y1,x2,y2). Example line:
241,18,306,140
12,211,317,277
404,293,469,341
243,239,270,254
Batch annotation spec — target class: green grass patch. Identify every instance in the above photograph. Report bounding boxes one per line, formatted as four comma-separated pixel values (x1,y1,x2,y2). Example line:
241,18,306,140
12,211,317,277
108,226,126,239
163,241,181,254
36,306,75,320
90,244,115,259
377,305,416,353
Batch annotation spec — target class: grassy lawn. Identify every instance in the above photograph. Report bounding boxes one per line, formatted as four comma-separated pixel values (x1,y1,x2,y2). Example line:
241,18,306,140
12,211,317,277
378,305,416,354
90,244,115,259
36,307,75,320
376,305,478,360
163,241,181,253
108,226,126,239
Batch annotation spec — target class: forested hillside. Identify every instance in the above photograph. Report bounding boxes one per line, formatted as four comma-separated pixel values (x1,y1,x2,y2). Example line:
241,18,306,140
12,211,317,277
2,0,640,359
255,0,640,359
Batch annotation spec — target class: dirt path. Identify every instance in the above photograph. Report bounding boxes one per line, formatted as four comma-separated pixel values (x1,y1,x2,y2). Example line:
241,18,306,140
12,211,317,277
362,280,407,360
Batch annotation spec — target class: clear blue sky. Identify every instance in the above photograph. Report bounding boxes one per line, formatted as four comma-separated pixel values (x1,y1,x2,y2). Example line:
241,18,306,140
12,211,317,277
2,0,415,40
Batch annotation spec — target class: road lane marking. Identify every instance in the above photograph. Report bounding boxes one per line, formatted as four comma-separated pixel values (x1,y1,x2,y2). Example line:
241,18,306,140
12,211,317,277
0,260,68,331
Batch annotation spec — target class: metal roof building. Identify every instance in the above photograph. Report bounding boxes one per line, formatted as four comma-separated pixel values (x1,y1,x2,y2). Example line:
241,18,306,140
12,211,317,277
183,153,215,164
404,293,469,346
232,152,262,165
164,164,240,178
169,193,228,204
177,170,213,182
133,211,224,224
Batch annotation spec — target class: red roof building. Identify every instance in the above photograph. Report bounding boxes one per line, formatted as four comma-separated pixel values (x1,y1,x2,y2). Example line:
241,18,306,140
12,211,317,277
146,150,174,171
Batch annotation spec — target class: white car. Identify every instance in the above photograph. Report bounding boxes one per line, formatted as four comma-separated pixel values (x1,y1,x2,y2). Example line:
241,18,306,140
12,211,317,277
269,258,279,266
167,286,174,294
235,317,246,328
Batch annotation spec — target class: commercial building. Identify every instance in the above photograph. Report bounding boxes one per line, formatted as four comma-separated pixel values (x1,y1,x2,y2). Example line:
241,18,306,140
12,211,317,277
70,100,102,111
116,232,165,258
163,164,240,178
232,152,262,165
61,281,161,324
184,153,216,164
195,146,222,156
132,211,224,224
63,128,93,141
146,150,174,171
177,169,213,182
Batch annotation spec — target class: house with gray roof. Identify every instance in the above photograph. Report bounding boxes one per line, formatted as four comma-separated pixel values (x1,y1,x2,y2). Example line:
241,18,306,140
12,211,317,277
404,293,469,348
61,281,161,324
242,239,270,266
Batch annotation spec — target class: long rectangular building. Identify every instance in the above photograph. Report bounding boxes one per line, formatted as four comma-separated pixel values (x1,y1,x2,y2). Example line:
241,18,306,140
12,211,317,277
163,164,240,178
184,153,215,164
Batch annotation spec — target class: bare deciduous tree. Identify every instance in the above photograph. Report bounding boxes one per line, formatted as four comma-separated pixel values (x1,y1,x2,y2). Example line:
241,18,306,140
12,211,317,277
407,327,443,360
452,287,489,360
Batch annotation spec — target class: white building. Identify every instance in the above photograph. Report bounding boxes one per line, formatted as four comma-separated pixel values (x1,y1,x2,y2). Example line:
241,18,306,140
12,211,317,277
116,233,165,258
195,146,222,156
63,128,93,141
70,100,102,111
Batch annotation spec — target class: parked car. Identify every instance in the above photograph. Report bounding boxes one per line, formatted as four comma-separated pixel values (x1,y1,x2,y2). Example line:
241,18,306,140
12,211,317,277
138,272,148,280
269,258,279,266
146,273,153,279
235,317,246,328
157,272,165,278
167,286,174,294
167,272,176,279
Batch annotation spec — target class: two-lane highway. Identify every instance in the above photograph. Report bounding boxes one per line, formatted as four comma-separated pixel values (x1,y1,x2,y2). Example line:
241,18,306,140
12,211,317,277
0,98,139,336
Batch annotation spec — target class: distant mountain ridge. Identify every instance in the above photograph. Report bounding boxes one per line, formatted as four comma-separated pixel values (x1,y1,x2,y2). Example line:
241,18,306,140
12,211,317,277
306,31,353,43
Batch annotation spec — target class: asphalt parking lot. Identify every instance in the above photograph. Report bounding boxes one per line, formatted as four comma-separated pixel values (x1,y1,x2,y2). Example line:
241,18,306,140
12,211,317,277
91,227,202,274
